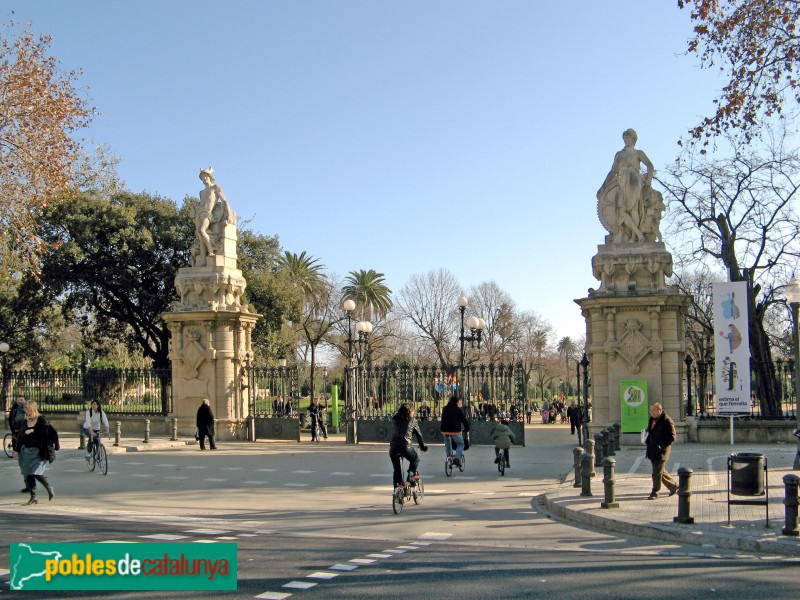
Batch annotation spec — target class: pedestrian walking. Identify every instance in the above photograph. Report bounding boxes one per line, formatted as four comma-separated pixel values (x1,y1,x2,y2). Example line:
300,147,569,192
644,402,678,499
12,400,55,505
196,399,216,450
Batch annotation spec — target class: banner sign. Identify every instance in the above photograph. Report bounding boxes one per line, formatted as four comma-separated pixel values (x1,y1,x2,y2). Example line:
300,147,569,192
10,543,237,591
620,379,648,433
712,281,751,413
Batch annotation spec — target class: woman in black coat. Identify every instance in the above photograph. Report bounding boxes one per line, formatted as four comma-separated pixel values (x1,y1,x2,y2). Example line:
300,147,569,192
645,403,678,499
12,400,55,504
196,399,216,450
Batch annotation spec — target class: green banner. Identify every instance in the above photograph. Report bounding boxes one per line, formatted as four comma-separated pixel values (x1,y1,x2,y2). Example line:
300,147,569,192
620,380,649,433
10,543,237,591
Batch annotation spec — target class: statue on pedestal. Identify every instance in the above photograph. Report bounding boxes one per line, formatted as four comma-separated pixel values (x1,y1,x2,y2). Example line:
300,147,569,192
597,129,660,244
193,167,235,267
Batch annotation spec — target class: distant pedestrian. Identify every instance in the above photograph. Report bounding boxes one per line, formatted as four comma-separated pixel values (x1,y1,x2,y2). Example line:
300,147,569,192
645,403,678,499
196,399,216,450
568,402,583,435
525,402,532,424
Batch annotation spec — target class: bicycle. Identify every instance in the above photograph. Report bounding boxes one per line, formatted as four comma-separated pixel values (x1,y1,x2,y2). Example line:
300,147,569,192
86,434,108,476
496,452,506,476
444,435,466,477
392,458,424,515
3,431,15,458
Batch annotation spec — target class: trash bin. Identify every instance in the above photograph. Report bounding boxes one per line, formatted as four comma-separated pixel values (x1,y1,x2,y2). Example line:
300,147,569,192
729,452,765,496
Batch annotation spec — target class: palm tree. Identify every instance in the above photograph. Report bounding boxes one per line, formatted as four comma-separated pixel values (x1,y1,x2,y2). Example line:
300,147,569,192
279,251,326,300
342,269,393,321
557,336,577,396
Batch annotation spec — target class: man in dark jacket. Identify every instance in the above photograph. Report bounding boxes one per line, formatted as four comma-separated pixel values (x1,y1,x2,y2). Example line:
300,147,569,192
440,396,470,467
196,399,216,450
645,402,678,499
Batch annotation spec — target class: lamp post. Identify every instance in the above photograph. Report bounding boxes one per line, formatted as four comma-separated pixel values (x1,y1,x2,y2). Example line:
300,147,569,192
457,296,485,400
0,342,9,409
356,320,373,415
785,275,800,469
342,299,356,443
323,367,328,409
580,352,590,442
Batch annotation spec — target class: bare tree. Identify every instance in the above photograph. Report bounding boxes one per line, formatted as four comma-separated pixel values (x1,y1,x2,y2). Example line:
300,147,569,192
397,268,462,370
659,130,800,416
468,281,516,363
509,310,553,401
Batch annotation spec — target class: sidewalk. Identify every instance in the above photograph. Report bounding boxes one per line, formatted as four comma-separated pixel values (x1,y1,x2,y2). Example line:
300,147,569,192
55,432,193,455
540,439,800,557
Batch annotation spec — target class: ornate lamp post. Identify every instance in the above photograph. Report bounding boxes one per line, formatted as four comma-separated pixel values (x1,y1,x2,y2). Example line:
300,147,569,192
0,342,9,409
785,275,800,469
457,296,485,400
355,319,373,415
580,352,590,441
342,299,356,443
323,367,328,409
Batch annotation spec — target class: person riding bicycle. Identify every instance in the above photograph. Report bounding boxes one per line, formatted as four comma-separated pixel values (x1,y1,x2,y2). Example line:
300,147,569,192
440,395,469,468
307,396,328,441
81,400,110,460
389,403,427,489
492,418,516,469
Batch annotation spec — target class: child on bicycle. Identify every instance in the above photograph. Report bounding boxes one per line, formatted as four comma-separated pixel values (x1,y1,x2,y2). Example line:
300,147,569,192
307,396,327,442
389,403,427,489
82,400,110,460
492,419,516,469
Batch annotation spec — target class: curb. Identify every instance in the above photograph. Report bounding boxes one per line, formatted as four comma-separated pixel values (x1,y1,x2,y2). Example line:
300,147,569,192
540,491,800,557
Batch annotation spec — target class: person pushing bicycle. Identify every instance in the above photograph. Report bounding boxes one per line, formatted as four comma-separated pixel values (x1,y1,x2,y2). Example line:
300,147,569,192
307,396,328,442
82,400,110,460
389,403,427,489
7,396,26,441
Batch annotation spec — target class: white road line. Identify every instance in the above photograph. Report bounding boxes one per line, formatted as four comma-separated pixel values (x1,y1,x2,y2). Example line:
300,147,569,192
220,467,243,471
382,549,405,554
254,592,292,600
629,456,645,474
292,470,315,474
366,553,392,558
282,581,317,590
307,571,338,579
164,476,189,480
283,483,309,487
329,564,358,571
349,558,376,564
154,464,178,468
243,481,269,485
330,472,353,476
256,468,277,472
203,478,228,482
139,534,189,541
419,532,452,540
131,474,154,478
396,545,420,550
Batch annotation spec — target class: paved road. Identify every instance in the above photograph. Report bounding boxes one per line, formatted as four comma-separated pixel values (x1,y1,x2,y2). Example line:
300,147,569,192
1,425,797,598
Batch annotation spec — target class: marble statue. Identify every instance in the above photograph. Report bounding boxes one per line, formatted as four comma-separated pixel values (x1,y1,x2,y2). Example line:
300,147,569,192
597,129,656,243
193,167,234,266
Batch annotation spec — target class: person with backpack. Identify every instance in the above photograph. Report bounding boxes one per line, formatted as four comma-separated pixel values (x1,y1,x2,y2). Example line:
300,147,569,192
12,400,55,505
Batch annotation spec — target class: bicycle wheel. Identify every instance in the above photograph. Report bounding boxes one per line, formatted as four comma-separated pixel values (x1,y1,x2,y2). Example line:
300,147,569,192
3,433,13,458
98,445,108,475
392,485,404,514
413,480,424,504
89,446,97,472
444,457,453,477
498,457,505,476
459,453,466,472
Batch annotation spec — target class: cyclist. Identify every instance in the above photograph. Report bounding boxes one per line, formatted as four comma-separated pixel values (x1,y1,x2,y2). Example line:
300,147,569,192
492,418,516,469
440,395,469,468
389,403,427,489
81,400,110,461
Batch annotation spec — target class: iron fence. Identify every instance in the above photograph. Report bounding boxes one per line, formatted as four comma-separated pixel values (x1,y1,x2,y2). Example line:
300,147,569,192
2,368,172,416
685,357,798,420
249,366,300,417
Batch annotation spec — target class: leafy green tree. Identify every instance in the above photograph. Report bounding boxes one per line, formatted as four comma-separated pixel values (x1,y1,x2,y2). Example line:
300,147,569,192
557,336,578,395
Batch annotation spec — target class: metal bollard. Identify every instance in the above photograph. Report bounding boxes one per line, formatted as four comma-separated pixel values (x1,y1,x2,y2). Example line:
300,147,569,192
593,433,604,467
573,447,583,488
673,467,695,524
170,417,178,441
612,423,621,451
782,474,800,537
143,419,150,444
600,429,610,460
606,427,617,456
114,421,121,447
601,457,619,508
583,438,596,478
581,452,593,497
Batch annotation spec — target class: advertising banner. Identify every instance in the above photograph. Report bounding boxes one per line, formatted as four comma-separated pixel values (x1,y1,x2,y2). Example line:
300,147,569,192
712,281,751,413
620,379,648,433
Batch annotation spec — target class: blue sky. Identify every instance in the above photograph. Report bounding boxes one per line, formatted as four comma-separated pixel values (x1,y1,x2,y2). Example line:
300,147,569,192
4,1,721,341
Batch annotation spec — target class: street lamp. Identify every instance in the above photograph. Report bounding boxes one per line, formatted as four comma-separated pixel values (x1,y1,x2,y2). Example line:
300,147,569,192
580,352,590,442
356,320,373,415
785,275,800,469
457,296,485,399
323,367,328,409
342,299,356,443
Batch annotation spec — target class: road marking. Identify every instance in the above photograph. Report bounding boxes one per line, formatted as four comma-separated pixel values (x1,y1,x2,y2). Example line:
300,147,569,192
185,529,231,535
419,532,452,540
154,464,178,468
256,468,277,472
131,474,154,478
203,478,228,482
283,483,309,487
396,545,420,550
139,534,189,541
329,564,358,571
164,476,190,480
366,553,392,558
185,465,205,469
283,581,316,590
220,467,243,471
382,549,405,553
330,472,353,476
468,491,495,495
243,481,269,485
255,592,292,599
307,571,338,579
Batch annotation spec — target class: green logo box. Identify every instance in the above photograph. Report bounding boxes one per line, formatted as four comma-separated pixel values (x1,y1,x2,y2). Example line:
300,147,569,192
10,542,237,591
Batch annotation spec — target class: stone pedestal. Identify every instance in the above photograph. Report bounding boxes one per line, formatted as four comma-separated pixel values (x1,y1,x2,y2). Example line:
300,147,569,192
162,204,260,440
576,241,691,443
